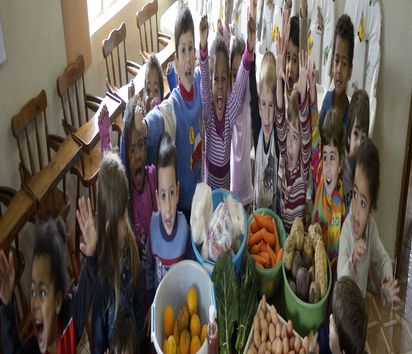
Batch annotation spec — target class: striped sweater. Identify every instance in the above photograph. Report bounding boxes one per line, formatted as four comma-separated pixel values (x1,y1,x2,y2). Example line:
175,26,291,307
200,43,252,190
275,92,311,234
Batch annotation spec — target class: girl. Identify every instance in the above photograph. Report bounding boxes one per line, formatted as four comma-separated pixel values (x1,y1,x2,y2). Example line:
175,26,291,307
275,12,310,233
87,151,144,353
144,54,164,113
230,35,254,211
0,218,96,354
338,138,400,305
199,10,255,190
309,61,345,271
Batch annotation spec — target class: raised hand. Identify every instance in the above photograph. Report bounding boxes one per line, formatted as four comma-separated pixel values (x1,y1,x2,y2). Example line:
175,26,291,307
276,9,290,82
76,197,97,257
300,0,308,19
199,15,208,51
293,50,308,99
0,250,15,305
308,60,317,104
381,276,400,306
224,0,233,29
134,105,147,138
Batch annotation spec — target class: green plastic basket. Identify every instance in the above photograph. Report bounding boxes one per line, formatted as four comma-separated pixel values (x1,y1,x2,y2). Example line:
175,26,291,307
247,208,286,298
282,257,332,337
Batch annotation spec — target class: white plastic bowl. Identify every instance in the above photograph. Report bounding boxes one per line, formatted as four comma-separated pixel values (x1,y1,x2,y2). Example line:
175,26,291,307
150,260,215,353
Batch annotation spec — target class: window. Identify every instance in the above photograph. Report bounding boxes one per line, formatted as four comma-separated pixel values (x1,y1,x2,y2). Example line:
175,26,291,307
87,0,130,36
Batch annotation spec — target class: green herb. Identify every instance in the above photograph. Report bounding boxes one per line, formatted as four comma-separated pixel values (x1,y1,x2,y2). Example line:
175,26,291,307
212,255,238,354
235,256,258,353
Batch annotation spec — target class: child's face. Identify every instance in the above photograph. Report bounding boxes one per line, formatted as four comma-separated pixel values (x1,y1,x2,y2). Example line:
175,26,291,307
145,67,161,110
323,144,341,196
333,36,352,98
348,120,367,157
230,54,242,88
129,119,147,193
259,86,275,144
286,120,301,172
350,164,371,240
175,30,196,93
213,51,228,122
31,255,62,354
286,41,299,94
329,314,343,354
156,166,179,236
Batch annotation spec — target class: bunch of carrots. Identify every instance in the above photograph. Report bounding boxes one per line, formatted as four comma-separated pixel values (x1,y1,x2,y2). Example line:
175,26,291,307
247,212,283,269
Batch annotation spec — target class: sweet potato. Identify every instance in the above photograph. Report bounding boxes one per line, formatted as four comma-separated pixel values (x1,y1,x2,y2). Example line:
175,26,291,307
309,281,320,303
315,239,328,298
296,267,310,301
302,236,314,268
290,217,304,251
283,236,295,271
292,251,303,280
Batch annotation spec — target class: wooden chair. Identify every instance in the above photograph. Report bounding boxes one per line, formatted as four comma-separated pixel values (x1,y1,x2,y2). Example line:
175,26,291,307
56,55,102,256
136,0,171,63
102,22,139,144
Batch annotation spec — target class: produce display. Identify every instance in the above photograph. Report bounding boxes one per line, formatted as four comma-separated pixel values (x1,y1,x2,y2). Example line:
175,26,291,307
245,296,311,354
283,218,328,303
247,212,283,269
191,185,245,262
162,287,207,354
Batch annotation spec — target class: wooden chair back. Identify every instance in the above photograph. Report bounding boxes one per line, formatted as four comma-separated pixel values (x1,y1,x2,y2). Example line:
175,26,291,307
56,55,91,135
136,0,170,60
11,90,51,185
102,22,129,90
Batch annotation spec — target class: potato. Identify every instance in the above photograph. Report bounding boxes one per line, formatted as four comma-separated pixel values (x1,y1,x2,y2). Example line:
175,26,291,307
261,328,268,344
266,310,271,324
272,338,283,354
260,317,268,334
282,337,289,354
299,348,305,354
258,342,266,354
296,267,311,301
269,323,276,342
294,336,302,352
247,347,257,354
266,340,271,351
259,308,265,321
286,320,293,338
302,236,314,267
275,322,281,339
283,236,295,271
269,305,278,324
281,324,287,340
308,266,315,283
309,281,320,303
302,336,309,352
289,336,294,348
315,239,328,298
308,223,322,249
254,327,261,348
254,315,260,332
262,295,267,311
292,251,304,280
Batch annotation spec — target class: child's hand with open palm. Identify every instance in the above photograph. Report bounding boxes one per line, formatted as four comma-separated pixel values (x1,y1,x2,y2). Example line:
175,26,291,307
76,197,97,257
199,15,208,52
293,50,308,100
0,250,15,306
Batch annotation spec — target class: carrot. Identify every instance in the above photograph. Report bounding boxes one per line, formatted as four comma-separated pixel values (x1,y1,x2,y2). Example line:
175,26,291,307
250,242,261,255
266,243,276,268
249,229,264,246
261,227,276,248
253,212,275,233
250,218,260,234
257,251,271,268
251,254,266,268
275,248,284,266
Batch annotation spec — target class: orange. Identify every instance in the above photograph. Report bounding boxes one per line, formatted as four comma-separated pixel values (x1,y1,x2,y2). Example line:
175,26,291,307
187,287,198,317
179,329,191,354
190,313,201,338
200,324,207,344
163,304,175,337
190,335,201,354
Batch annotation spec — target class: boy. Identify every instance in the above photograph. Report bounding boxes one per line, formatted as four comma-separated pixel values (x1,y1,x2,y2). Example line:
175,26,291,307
147,133,191,289
319,14,354,134
338,139,400,304
136,3,202,221
254,51,279,211
343,89,370,213
0,218,96,354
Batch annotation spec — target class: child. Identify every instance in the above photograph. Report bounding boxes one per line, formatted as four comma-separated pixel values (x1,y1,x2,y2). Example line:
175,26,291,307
337,139,400,305
0,218,96,354
144,54,164,113
230,36,254,210
136,3,203,221
343,89,370,214
313,275,368,354
275,13,311,233
254,51,279,211
109,309,138,354
309,55,345,263
319,14,354,134
147,133,191,289
90,151,144,353
199,10,255,190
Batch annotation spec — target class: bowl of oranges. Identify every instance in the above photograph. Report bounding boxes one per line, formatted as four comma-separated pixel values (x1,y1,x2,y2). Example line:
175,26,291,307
151,260,215,354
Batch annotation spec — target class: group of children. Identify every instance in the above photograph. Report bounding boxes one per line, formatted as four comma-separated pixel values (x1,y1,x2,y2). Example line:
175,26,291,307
0,1,400,354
